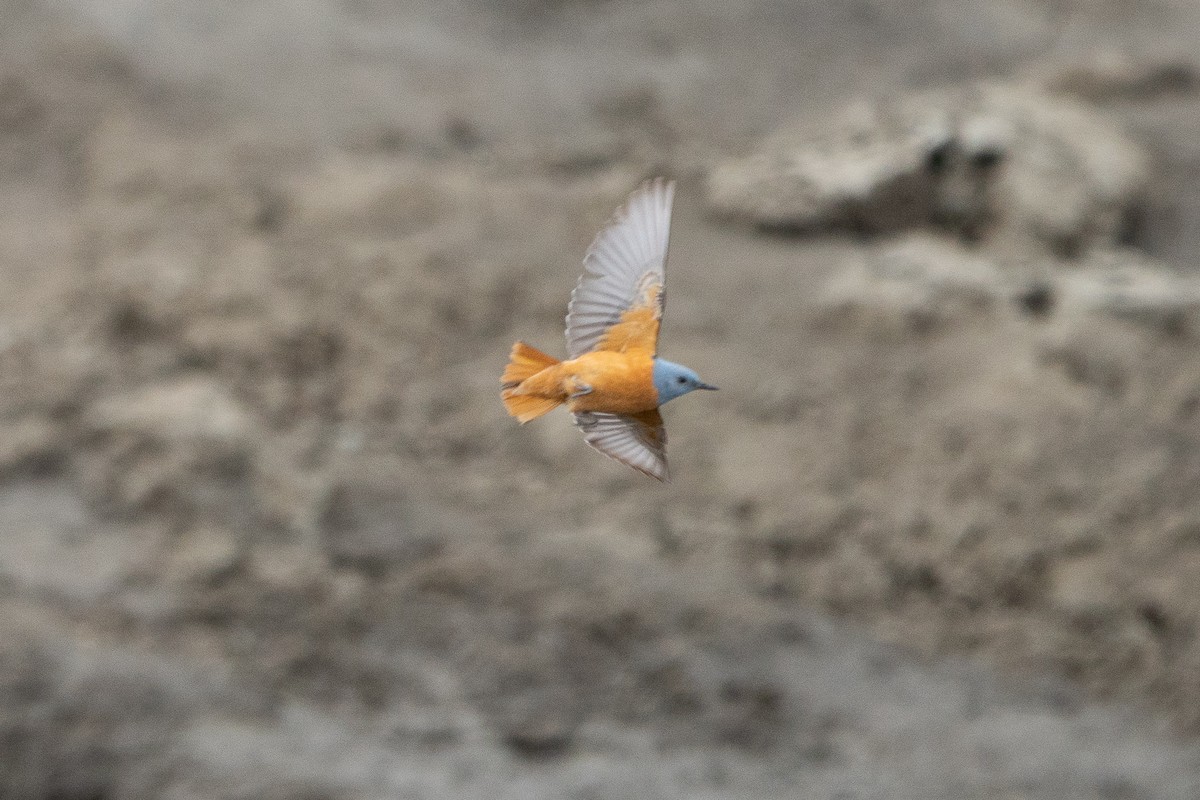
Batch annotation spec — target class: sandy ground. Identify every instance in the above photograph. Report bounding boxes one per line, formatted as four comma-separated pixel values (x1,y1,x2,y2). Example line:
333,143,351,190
3,0,1200,797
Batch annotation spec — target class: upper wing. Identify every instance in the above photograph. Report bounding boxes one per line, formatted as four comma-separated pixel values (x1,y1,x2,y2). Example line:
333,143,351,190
573,409,669,481
565,178,674,358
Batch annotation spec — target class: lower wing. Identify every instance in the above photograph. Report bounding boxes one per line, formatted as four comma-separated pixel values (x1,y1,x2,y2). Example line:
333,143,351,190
573,409,668,481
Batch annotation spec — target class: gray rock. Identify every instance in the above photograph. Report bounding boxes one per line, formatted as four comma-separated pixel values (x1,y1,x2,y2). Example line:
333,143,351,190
86,376,253,448
1052,251,1200,328
0,480,147,603
78,376,257,517
707,83,1150,257
817,234,1006,325
1030,50,1199,102
169,524,243,585
817,236,1200,333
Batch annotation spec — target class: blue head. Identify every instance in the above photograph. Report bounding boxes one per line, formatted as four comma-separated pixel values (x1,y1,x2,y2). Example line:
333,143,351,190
652,358,718,405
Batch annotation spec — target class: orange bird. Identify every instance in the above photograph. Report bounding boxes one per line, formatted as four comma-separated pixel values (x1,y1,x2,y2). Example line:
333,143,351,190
501,178,716,481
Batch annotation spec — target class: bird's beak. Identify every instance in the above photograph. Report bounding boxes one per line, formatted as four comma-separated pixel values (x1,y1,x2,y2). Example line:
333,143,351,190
697,382,718,391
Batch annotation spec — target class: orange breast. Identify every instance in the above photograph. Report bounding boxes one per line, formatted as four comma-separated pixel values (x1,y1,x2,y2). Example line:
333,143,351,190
563,349,658,415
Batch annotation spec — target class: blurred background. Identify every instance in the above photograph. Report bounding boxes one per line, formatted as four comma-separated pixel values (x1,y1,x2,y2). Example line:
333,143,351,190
3,0,1200,797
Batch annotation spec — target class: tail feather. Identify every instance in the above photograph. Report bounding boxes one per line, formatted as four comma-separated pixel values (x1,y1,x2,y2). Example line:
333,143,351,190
501,342,558,387
501,392,561,423
501,342,562,423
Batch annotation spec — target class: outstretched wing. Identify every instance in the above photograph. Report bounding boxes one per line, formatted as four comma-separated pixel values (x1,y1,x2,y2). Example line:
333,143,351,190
566,178,674,358
574,409,669,482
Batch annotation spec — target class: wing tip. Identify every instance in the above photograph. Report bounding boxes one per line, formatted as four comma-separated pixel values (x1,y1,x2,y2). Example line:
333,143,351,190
589,175,676,256
605,450,671,483
642,463,671,483
628,176,676,224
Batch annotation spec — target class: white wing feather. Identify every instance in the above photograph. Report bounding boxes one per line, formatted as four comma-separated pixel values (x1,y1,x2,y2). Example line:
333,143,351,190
566,178,674,358
573,412,669,482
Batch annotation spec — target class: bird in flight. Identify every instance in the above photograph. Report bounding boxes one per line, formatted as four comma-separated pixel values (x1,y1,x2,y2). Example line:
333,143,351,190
500,178,716,481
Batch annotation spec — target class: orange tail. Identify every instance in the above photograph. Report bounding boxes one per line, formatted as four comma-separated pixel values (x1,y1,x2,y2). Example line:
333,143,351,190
501,342,562,423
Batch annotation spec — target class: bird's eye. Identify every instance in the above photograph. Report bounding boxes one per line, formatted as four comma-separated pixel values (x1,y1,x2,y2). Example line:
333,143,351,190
677,376,687,384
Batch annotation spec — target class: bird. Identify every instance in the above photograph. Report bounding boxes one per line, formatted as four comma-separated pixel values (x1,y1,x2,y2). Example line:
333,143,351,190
500,178,716,481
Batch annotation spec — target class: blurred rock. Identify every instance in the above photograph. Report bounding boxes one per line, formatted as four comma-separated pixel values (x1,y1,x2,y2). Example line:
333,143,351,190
817,233,1005,328
1031,51,1199,102
1050,553,1122,621
0,481,147,603
318,478,445,574
1052,250,1200,331
0,415,61,478
248,542,328,592
170,524,242,585
707,82,1150,257
285,160,460,239
816,235,1200,336
79,375,256,516
0,74,43,135
87,375,253,448
716,423,806,500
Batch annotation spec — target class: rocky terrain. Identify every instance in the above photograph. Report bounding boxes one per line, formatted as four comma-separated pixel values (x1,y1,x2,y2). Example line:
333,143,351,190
3,0,1200,797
